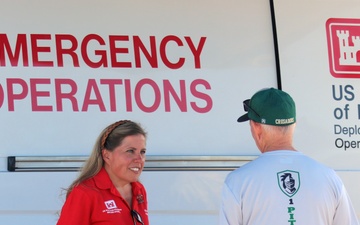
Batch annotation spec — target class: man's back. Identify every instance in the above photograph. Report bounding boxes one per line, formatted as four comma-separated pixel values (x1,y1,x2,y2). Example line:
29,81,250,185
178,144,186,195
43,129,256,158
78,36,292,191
219,150,359,225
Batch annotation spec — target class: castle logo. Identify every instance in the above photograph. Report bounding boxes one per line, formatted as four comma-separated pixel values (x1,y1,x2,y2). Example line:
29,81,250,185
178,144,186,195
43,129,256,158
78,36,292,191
326,18,360,78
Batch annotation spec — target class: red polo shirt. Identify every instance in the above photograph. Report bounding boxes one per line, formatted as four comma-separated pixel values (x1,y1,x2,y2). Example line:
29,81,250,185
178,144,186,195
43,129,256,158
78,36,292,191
57,167,149,225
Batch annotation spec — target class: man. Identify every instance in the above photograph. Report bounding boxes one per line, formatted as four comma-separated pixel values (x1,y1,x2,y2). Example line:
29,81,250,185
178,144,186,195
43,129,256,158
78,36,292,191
218,88,359,225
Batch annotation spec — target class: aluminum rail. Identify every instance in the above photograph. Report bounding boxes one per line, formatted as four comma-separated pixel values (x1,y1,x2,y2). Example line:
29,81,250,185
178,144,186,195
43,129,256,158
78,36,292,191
7,155,258,172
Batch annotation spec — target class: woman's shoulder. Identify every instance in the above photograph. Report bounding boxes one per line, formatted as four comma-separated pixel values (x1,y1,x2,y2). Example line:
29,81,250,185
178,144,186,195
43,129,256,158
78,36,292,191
132,181,146,190
70,178,99,195
131,181,147,198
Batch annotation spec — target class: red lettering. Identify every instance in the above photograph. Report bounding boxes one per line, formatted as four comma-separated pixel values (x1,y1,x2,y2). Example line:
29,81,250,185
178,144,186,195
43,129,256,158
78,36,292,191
1,78,213,113
7,78,28,111
31,34,53,67
160,35,185,69
1,33,206,69
55,79,79,111
109,35,131,68
55,34,80,67
133,36,158,68
190,79,212,113
163,80,187,112
81,34,107,68
100,79,123,112
82,79,106,111
135,79,161,112
185,36,206,69
0,34,29,67
30,78,52,111
124,79,133,111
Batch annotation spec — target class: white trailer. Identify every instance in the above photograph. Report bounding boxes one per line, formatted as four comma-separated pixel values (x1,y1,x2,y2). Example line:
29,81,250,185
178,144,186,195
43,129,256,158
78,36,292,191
0,0,359,224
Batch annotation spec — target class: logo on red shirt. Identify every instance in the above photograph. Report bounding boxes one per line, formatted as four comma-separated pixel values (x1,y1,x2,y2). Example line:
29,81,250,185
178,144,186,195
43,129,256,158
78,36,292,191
103,200,122,214
105,200,117,209
326,18,360,78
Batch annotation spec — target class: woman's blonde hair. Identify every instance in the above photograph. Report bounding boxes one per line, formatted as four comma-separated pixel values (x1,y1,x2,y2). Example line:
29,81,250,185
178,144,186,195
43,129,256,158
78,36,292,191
65,120,147,198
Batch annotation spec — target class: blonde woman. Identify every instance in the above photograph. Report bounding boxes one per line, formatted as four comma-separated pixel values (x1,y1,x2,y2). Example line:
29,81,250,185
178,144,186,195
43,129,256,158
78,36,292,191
57,120,149,225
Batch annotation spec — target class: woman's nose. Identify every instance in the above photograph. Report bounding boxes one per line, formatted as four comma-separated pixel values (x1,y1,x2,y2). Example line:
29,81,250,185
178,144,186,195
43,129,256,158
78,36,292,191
134,152,145,161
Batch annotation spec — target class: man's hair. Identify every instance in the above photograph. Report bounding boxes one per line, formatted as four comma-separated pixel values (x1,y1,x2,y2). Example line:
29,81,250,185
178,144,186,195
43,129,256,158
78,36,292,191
260,123,296,135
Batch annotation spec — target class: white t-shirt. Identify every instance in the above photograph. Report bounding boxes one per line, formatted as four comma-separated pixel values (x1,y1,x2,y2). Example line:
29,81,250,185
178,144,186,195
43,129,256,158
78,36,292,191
219,150,359,225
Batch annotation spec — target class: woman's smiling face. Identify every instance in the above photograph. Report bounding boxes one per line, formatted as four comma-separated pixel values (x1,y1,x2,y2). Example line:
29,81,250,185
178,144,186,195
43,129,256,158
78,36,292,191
102,134,146,186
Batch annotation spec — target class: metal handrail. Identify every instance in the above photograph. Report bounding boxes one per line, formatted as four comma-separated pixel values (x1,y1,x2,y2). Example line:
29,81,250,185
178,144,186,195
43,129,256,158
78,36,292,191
7,155,258,172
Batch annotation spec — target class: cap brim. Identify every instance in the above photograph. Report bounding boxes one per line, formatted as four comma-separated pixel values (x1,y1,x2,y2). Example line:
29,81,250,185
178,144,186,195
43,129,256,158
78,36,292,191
237,113,249,122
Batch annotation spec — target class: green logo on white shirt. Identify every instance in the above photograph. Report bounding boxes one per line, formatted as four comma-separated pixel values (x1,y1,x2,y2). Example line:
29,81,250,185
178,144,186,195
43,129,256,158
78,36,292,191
277,170,300,197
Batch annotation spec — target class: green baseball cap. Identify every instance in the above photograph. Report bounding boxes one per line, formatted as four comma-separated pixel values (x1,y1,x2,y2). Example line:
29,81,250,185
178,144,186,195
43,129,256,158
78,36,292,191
237,88,296,126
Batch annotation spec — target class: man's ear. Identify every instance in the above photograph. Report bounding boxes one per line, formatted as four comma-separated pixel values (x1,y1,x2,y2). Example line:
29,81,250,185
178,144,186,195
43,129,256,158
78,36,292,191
250,120,262,139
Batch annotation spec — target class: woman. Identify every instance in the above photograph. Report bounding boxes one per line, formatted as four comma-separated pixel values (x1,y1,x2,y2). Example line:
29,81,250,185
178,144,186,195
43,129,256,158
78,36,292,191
57,120,149,225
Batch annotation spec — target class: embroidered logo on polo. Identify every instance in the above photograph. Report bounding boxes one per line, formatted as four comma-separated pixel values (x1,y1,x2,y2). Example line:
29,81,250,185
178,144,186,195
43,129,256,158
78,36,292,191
103,200,122,214
136,194,144,204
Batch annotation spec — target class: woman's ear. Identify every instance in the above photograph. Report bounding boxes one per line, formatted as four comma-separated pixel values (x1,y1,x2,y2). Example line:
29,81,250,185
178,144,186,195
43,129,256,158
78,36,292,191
102,149,110,162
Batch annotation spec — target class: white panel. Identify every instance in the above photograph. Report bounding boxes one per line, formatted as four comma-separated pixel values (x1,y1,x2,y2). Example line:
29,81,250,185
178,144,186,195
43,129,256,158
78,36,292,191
0,0,277,163
274,0,360,169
